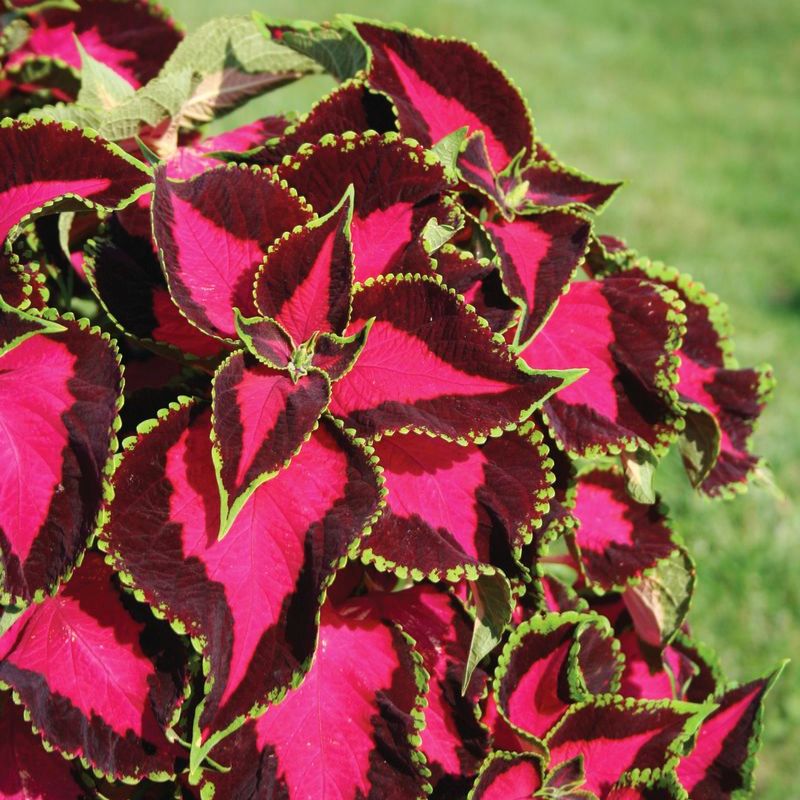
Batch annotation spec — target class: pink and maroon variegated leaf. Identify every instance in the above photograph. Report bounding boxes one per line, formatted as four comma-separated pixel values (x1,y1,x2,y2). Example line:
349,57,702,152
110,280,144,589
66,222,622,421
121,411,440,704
432,244,518,334
364,423,551,579
211,352,331,533
0,313,121,605
200,601,429,799
0,553,182,780
0,253,47,312
7,0,182,89
494,612,621,742
102,401,382,740
0,295,62,353
353,22,532,172
606,780,682,800
468,751,544,799
617,629,697,702
278,132,453,282
456,131,507,213
256,78,397,166
0,695,86,799
85,219,225,360
569,469,676,591
483,211,591,346
499,161,622,214
677,669,782,800
152,163,312,340
329,275,575,439
614,261,772,495
311,321,373,382
0,118,150,245
519,276,684,455
254,187,355,343
234,311,294,369
354,583,489,793
544,696,710,798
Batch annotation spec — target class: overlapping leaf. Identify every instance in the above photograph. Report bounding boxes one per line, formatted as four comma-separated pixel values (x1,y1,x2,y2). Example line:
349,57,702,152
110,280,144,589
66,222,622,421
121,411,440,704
677,669,782,799
468,751,544,799
494,612,622,742
200,600,430,799
482,210,591,346
0,311,121,604
569,469,676,591
0,118,150,245
152,163,312,340
254,77,397,165
519,276,685,455
0,695,86,799
211,352,331,532
364,423,552,579
5,0,182,90
329,274,576,439
432,243,518,334
0,553,183,780
102,400,382,741
544,696,711,798
85,217,225,359
278,132,454,281
355,582,490,794
253,187,355,344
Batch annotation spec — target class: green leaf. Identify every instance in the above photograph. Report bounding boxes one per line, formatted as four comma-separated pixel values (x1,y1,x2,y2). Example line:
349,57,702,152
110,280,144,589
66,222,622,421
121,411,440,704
253,13,367,80
678,404,721,488
97,16,319,155
462,570,513,695
624,547,695,648
75,39,135,111
621,447,658,504
0,17,31,57
431,126,469,180
421,215,459,254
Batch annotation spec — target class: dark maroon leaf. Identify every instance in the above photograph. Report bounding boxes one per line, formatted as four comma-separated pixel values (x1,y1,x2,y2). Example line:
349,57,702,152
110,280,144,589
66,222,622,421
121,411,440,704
468,751,544,799
0,695,86,799
85,218,225,360
545,696,711,798
569,469,676,591
198,601,430,798
7,0,182,89
432,243,517,334
364,423,552,579
253,186,355,343
677,668,783,800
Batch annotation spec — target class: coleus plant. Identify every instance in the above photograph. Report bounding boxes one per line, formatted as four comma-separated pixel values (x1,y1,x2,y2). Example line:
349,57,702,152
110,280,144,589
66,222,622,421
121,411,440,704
0,4,782,799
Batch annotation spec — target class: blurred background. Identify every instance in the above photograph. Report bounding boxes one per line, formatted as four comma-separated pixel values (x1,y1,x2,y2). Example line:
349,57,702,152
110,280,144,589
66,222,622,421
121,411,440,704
168,1,799,795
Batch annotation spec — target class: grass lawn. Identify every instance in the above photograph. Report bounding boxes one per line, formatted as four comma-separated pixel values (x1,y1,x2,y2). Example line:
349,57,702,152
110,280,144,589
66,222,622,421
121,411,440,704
168,1,800,794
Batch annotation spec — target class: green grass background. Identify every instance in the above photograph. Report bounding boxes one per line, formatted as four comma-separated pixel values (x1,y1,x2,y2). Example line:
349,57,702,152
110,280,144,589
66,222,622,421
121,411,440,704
167,1,799,794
